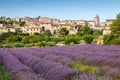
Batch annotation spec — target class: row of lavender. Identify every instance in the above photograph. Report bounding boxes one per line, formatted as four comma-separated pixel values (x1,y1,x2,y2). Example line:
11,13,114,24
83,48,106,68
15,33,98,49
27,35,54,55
0,50,42,80
10,44,120,79
0,48,81,80
0,44,120,80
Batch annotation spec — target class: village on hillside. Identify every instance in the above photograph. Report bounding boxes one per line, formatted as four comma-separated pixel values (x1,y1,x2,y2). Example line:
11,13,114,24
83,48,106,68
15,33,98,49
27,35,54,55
0,15,113,35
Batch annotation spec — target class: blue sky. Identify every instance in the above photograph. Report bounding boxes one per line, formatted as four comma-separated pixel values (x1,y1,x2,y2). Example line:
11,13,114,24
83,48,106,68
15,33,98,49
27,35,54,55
0,0,120,22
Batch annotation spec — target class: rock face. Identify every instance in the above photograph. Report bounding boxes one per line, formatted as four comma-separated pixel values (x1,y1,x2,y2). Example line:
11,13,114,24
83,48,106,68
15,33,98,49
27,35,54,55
97,36,103,45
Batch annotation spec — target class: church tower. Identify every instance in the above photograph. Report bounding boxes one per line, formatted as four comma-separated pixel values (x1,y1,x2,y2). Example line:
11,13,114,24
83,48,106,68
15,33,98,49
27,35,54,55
94,15,100,27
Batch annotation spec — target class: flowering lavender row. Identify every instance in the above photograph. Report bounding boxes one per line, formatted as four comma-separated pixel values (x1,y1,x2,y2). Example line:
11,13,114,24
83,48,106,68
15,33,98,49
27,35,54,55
19,45,120,79
0,52,39,80
11,50,80,80
29,45,120,67
1,44,120,80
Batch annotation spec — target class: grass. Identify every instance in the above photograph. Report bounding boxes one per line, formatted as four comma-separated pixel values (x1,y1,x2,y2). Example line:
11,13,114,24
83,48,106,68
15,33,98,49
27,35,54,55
0,59,11,80
70,63,98,74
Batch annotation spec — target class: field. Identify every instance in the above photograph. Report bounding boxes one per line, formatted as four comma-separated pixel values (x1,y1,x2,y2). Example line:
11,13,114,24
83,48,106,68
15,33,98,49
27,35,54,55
0,44,120,80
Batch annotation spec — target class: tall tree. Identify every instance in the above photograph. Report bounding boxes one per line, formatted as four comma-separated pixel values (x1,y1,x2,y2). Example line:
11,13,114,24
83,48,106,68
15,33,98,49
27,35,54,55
60,28,69,36
116,13,120,20
110,13,120,34
82,24,93,35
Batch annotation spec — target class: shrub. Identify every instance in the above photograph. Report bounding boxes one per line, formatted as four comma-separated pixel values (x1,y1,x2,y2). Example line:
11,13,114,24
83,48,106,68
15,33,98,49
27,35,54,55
13,42,24,47
0,66,11,80
2,44,13,48
83,35,93,44
103,34,114,45
24,43,35,47
51,37,64,43
92,39,98,44
35,42,46,47
46,41,56,46
103,33,120,45
64,36,80,44
79,40,86,44
7,36,22,43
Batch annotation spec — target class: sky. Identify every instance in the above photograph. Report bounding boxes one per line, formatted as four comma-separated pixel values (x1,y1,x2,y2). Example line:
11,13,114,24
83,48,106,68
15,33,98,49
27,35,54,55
0,0,120,22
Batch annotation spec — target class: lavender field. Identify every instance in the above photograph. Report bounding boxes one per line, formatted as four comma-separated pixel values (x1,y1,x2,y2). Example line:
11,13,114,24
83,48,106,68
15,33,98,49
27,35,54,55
0,44,120,80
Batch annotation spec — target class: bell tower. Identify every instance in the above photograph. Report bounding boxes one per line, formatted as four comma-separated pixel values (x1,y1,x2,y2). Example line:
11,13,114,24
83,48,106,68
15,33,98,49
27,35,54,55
94,15,100,27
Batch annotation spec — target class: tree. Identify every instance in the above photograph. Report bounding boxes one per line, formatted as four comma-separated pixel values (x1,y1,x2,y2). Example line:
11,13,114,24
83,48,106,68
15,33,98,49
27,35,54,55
104,13,120,45
82,24,93,35
116,13,120,20
22,35,42,44
83,35,93,44
93,29,103,36
60,28,69,35
77,25,83,36
110,13,120,34
37,16,41,18
19,22,26,26
6,18,13,25
0,32,14,43
8,36,22,43
44,30,52,37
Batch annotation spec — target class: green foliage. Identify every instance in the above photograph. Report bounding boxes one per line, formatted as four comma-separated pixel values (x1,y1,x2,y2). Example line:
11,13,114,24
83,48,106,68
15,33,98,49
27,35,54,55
103,34,114,45
103,33,120,45
19,22,26,26
79,40,86,44
22,35,42,44
46,41,56,46
83,35,93,44
0,32,14,43
60,28,69,35
70,63,98,74
103,13,120,45
116,13,120,20
18,32,29,36
82,24,93,35
34,32,40,35
7,36,22,43
93,30,103,36
24,43,35,47
50,37,64,43
77,25,83,36
64,35,81,44
44,30,52,36
35,42,46,47
110,20,120,34
6,18,13,25
13,42,24,47
42,30,52,41
92,39,98,44
2,44,13,48
0,66,11,80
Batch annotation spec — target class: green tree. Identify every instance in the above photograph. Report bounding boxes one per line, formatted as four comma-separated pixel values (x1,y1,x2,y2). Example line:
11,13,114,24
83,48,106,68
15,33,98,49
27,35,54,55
22,35,42,44
82,24,93,35
83,35,93,44
6,18,13,25
8,36,22,43
0,32,14,43
43,30,52,41
44,30,52,37
93,29,103,36
60,28,69,36
19,22,26,26
77,25,83,36
110,20,120,34
116,13,120,20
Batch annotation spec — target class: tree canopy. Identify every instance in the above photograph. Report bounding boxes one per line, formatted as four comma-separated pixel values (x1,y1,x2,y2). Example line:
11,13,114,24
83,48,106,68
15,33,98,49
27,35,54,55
60,27,69,36
110,13,120,34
